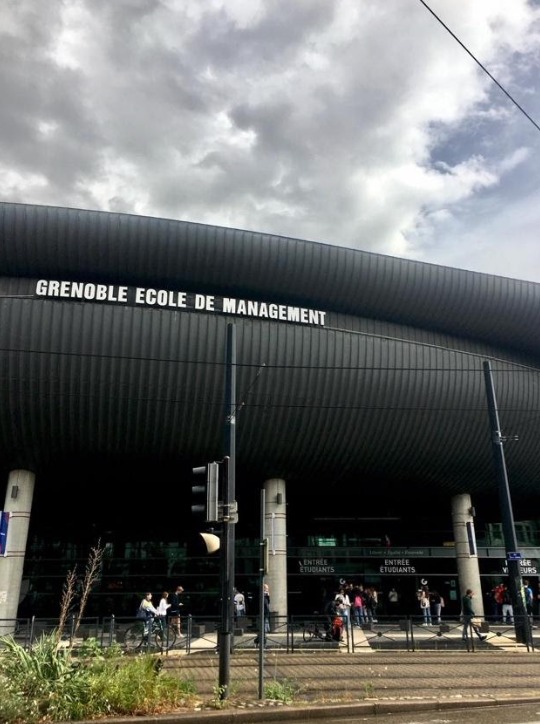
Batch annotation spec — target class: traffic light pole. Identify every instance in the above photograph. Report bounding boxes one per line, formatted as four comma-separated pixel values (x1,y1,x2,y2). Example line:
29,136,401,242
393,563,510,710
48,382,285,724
483,360,529,645
218,323,236,698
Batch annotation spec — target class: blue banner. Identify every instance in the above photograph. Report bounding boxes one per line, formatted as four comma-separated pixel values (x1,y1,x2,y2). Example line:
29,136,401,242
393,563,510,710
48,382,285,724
0,511,10,556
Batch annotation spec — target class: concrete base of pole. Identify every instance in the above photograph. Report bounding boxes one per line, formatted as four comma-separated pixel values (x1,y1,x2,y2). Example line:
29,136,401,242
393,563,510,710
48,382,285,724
218,631,231,698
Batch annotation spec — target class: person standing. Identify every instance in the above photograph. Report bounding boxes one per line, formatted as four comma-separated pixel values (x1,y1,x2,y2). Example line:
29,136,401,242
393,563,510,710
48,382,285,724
430,590,443,624
365,586,378,623
387,587,400,617
523,580,534,623
352,584,366,625
263,583,271,633
335,587,351,630
501,584,514,624
461,588,486,642
168,585,184,636
233,588,246,619
418,587,431,625
489,583,502,621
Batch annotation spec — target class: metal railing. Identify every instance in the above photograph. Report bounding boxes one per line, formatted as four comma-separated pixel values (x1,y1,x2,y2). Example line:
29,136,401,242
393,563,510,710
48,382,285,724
0,613,536,653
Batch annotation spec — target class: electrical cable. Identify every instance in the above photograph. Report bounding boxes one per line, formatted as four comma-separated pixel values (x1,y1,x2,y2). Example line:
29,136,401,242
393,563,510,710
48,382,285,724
419,0,540,133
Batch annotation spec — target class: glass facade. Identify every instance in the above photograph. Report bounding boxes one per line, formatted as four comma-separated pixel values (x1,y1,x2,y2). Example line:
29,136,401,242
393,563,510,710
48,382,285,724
19,521,540,621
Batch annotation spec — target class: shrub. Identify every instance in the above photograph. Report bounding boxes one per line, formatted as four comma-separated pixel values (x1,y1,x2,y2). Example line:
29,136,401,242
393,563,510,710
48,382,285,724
0,633,196,722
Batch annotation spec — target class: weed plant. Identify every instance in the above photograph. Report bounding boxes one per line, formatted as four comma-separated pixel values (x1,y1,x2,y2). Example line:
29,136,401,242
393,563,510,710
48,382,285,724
265,677,301,703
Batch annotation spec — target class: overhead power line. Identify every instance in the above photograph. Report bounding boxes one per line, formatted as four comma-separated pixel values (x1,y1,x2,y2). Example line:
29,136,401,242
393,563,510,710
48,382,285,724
419,0,540,133
0,343,540,374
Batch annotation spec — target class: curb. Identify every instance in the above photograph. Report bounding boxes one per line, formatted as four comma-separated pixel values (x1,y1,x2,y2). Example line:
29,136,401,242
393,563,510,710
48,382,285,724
71,694,540,723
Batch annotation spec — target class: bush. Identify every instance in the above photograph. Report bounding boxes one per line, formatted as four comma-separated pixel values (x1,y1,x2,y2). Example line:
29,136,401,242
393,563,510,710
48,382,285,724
0,633,196,722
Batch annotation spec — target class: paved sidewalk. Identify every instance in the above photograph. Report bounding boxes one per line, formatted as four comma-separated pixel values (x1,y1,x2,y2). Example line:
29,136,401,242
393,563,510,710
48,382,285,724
163,648,540,700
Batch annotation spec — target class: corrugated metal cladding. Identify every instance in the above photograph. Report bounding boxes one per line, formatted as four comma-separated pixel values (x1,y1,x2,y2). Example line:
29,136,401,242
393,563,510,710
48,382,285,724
1,202,540,507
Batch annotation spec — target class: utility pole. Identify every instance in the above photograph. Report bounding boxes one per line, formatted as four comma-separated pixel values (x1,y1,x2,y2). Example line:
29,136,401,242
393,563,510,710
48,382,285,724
258,488,266,700
218,323,237,697
483,360,529,645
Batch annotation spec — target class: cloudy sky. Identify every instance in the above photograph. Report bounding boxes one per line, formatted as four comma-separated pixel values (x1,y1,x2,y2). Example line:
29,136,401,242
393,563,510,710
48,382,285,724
2,0,540,281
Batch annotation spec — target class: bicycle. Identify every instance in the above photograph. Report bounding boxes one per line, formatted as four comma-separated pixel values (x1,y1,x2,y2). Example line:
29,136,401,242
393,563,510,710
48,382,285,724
302,620,328,642
124,616,177,652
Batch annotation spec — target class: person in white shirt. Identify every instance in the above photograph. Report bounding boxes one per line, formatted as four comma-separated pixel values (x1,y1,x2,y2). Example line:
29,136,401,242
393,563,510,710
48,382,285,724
234,588,246,618
157,591,171,619
335,588,351,630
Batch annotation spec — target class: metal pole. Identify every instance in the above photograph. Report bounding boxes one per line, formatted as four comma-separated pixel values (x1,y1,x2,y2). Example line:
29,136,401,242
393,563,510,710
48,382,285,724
218,324,236,698
483,360,529,644
258,488,265,700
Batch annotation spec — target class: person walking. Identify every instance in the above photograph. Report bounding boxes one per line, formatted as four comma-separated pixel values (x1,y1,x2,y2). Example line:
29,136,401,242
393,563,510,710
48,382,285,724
138,592,158,639
157,591,171,620
461,588,487,642
168,585,184,636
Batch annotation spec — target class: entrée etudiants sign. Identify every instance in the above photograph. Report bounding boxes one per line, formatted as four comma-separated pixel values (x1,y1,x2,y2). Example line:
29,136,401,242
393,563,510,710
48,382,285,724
35,279,327,327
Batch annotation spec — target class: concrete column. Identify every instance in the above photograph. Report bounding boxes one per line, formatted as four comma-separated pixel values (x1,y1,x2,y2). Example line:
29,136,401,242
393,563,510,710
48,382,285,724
451,493,484,617
0,470,35,631
263,478,287,621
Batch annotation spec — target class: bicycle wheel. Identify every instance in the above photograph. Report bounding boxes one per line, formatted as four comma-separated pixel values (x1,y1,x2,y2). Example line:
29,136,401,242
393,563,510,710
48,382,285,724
154,624,177,651
124,623,145,651
303,625,314,642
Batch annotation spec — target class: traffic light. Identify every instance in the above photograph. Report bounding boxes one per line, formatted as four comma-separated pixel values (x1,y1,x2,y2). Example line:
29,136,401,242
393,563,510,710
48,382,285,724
200,532,220,553
191,462,220,522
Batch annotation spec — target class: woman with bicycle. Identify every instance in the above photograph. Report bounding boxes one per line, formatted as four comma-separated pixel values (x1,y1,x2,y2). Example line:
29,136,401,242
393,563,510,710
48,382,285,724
139,592,159,639
125,592,177,652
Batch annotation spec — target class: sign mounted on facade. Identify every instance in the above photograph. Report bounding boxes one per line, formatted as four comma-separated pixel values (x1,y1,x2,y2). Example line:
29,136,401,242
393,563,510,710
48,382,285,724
298,558,336,574
502,558,537,575
34,279,327,326
379,559,417,574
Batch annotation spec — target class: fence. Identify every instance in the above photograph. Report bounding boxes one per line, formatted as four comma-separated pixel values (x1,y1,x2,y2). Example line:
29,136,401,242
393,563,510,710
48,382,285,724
0,613,536,654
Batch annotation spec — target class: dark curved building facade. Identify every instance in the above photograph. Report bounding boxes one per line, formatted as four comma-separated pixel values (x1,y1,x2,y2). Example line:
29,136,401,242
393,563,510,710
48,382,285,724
1,201,540,618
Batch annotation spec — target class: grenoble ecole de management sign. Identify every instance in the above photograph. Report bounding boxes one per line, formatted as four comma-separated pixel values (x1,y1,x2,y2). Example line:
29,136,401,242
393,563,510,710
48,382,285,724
35,279,327,326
